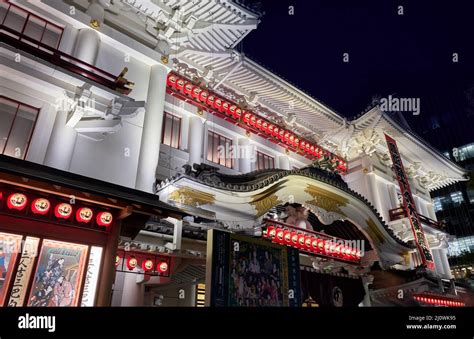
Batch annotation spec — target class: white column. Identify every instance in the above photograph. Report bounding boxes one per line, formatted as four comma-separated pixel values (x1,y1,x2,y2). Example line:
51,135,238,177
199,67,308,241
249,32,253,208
238,138,251,173
121,272,145,306
388,184,399,209
439,248,452,279
135,63,169,192
278,155,290,170
73,28,100,64
43,111,77,171
181,114,190,151
367,173,385,221
173,219,183,250
188,115,205,166
426,203,437,220
432,249,444,276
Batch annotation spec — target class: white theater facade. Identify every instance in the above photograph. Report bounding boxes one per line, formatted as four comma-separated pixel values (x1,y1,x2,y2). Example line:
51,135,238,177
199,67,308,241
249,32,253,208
0,0,468,307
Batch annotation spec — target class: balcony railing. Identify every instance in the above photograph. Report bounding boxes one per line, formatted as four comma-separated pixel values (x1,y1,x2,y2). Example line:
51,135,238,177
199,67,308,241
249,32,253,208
1,1,133,95
388,207,446,230
262,219,361,263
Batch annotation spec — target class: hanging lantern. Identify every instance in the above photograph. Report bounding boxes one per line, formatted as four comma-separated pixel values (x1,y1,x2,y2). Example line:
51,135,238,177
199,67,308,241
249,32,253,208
278,129,285,141
275,228,285,245
157,261,169,273
243,112,252,125
192,86,202,100
54,202,73,219
263,226,274,239
183,82,193,95
262,121,268,133
256,119,263,130
234,108,242,120
250,115,257,127
176,78,185,91
304,236,313,251
291,233,299,247
298,234,306,249
300,141,306,150
229,105,237,117
76,207,93,223
268,124,274,136
289,134,295,146
31,198,51,215
268,227,277,240
272,126,279,138
214,98,223,111
115,255,121,267
142,258,154,272
126,256,138,270
7,193,27,211
284,131,290,143
221,101,230,114
283,230,292,246
96,211,113,227
167,74,178,88
199,90,208,103
311,238,319,253
294,138,299,148
206,95,216,107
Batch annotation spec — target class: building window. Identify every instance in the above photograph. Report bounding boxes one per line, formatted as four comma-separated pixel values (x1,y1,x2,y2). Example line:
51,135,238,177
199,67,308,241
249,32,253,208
450,191,464,206
207,131,233,168
433,197,443,212
161,112,181,149
256,151,274,170
0,96,40,160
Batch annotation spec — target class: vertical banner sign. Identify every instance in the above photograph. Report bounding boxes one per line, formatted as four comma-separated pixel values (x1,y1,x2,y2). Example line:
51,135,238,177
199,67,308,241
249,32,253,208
385,134,435,269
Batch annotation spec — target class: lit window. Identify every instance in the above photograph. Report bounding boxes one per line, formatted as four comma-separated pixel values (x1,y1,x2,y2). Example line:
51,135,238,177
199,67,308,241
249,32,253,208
207,131,233,168
433,197,443,212
450,191,463,205
0,96,40,160
161,112,181,149
256,151,274,170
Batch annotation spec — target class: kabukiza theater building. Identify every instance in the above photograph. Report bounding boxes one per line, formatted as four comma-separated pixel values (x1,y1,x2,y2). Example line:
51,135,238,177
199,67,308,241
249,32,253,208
0,0,468,307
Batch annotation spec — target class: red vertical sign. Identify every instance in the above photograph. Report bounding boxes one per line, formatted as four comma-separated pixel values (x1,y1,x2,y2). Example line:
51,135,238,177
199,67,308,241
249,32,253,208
385,134,435,270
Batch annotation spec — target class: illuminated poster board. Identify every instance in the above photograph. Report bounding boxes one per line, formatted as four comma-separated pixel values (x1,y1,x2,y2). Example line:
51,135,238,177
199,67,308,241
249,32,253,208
385,134,434,269
27,239,88,307
0,232,23,306
205,229,301,307
81,246,103,307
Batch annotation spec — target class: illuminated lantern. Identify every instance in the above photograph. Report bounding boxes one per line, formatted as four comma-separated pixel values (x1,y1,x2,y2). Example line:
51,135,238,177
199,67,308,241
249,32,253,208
268,227,277,240
298,234,306,249
157,261,169,273
76,207,93,223
268,124,274,136
96,211,113,227
310,145,315,155
291,233,299,247
283,230,292,246
250,115,257,127
214,98,223,111
334,244,342,258
229,105,237,117
199,90,208,103
243,112,252,125
183,82,193,95
318,239,326,253
294,138,299,148
272,127,279,138
289,135,295,146
275,228,285,245
311,238,319,252
263,226,274,239
262,121,268,133
176,78,185,91
192,86,202,100
207,95,216,107
300,141,306,150
31,198,50,215
167,74,178,88
256,119,263,130
7,193,27,211
115,255,121,267
304,236,313,251
126,256,138,270
305,143,311,154
234,108,242,120
278,129,285,141
284,131,290,143
142,259,154,272
55,202,73,219
222,101,230,114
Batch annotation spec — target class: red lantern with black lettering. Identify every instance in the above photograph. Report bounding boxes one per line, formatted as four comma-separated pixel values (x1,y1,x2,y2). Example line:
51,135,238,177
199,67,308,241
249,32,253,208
275,228,285,245
76,207,93,223
192,86,202,100
157,261,169,274
297,234,306,250
142,258,154,272
234,108,242,120
183,82,193,96
126,256,138,270
55,202,73,219
7,193,27,211
272,126,279,138
199,90,208,103
167,74,178,88
222,101,230,114
250,115,257,127
311,238,319,253
283,230,292,246
207,95,216,107
256,119,263,130
96,211,113,228
229,105,237,117
304,236,313,251
176,78,185,92
31,198,50,215
243,112,252,125
214,98,223,111
263,226,275,239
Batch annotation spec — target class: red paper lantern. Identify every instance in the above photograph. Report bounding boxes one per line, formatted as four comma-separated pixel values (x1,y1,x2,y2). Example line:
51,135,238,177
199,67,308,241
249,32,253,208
300,141,306,150
183,82,193,95
283,230,292,246
157,261,169,273
311,238,319,253
126,256,138,270
284,131,290,143
272,127,279,138
297,234,306,249
256,119,263,130
263,226,274,239
262,121,268,133
142,258,154,272
267,227,277,240
304,236,313,251
96,211,113,227
268,124,274,136
115,255,121,267
176,78,185,91
167,74,178,88
291,233,299,247
229,105,237,117
76,207,93,223
31,198,50,215
317,239,326,253
275,228,285,245
278,129,285,141
294,138,299,148
250,115,257,127
222,101,230,114
54,203,73,219
192,86,202,100
243,112,252,125
214,98,223,111
234,108,242,120
289,134,295,146
7,193,27,211
199,91,208,103
206,95,216,107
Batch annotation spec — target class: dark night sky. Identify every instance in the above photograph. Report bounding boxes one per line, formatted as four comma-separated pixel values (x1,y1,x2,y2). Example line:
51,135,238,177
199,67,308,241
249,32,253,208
240,0,474,152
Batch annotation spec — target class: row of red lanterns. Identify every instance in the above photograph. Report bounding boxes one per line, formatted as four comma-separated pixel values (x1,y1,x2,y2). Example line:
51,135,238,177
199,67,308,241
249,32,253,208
413,295,464,307
3,192,113,227
167,73,347,172
263,226,361,262
116,255,169,274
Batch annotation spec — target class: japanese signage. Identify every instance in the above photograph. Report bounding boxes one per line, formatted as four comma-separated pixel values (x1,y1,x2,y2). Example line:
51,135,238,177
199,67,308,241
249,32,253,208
8,237,39,306
81,246,103,307
385,134,434,269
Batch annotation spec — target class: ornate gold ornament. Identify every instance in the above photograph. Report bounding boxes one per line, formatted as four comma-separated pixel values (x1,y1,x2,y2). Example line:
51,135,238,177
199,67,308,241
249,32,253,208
168,187,215,207
304,184,348,216
250,194,282,217
90,19,100,29
161,55,169,64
